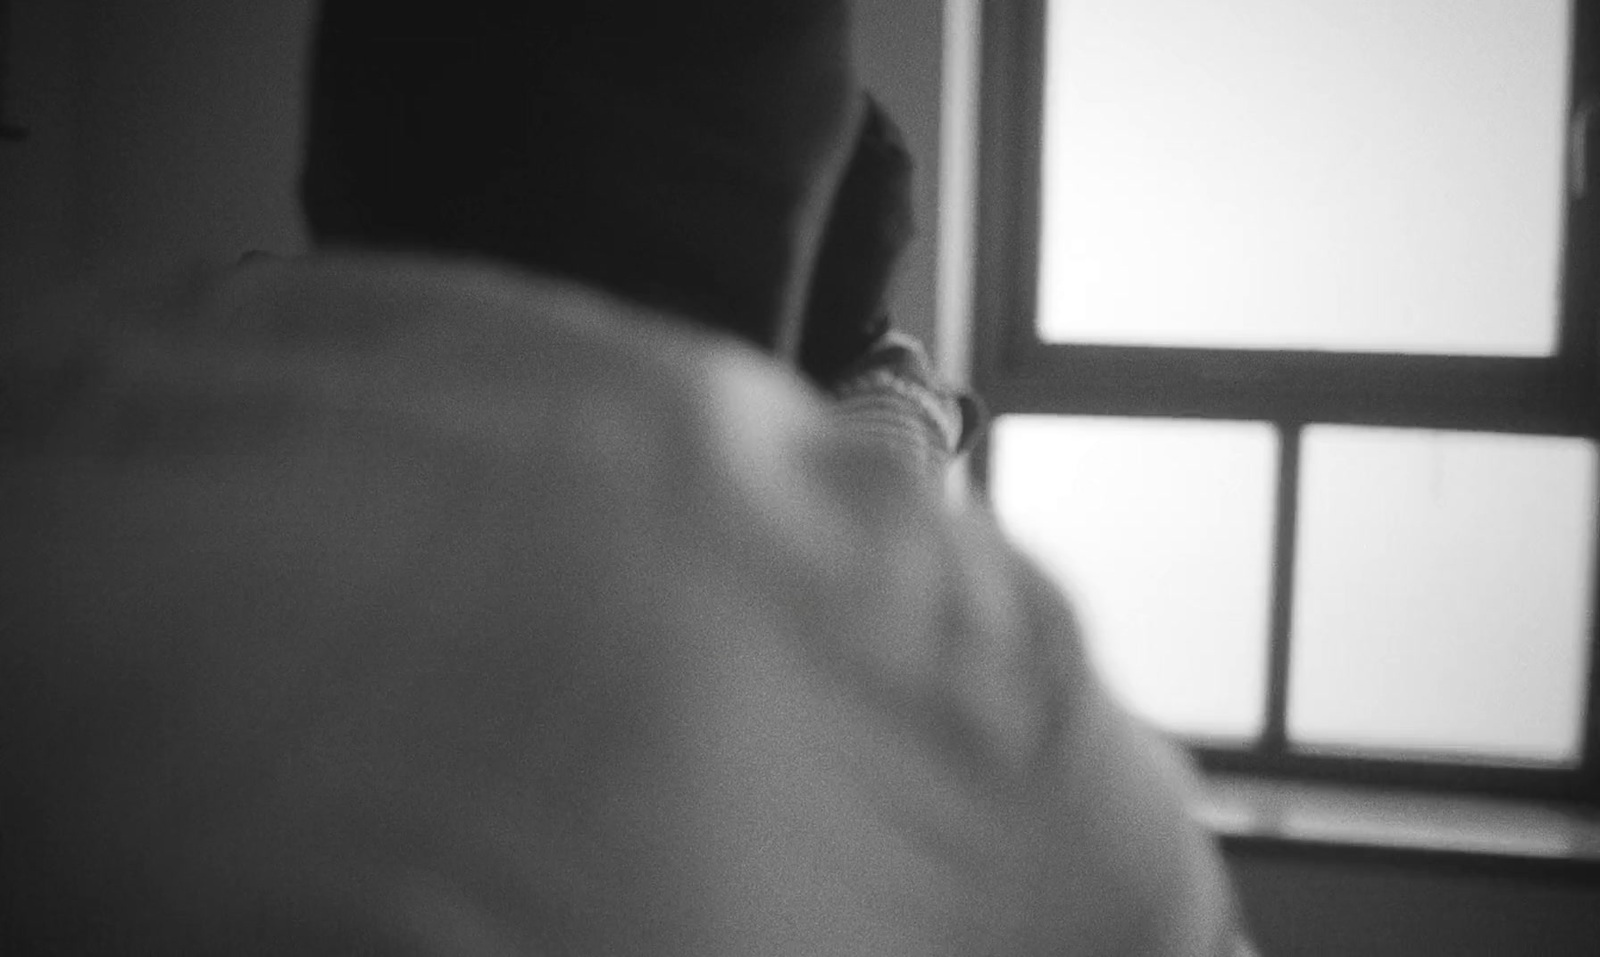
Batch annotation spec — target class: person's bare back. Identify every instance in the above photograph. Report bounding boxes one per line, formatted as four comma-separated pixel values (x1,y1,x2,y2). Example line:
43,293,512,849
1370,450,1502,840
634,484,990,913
0,0,1255,951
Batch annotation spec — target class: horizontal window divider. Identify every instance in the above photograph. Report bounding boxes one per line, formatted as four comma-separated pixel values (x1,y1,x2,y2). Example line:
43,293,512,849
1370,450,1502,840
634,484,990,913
1194,746,1600,806
977,348,1596,436
1216,829,1600,883
997,342,1580,388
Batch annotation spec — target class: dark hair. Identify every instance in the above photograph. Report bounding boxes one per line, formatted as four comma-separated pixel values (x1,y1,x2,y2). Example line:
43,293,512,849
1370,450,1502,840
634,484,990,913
299,0,859,351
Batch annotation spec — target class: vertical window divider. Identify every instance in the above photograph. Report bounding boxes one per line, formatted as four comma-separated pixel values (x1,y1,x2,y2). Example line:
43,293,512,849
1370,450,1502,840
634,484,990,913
1262,422,1304,754
1581,440,1600,798
1566,0,1600,803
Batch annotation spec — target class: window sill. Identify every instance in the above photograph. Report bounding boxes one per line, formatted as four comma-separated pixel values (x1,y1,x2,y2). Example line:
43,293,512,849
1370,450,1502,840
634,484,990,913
1196,773,1600,879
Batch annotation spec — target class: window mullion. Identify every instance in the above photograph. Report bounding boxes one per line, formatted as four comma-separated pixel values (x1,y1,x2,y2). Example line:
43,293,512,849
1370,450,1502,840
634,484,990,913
1262,423,1302,754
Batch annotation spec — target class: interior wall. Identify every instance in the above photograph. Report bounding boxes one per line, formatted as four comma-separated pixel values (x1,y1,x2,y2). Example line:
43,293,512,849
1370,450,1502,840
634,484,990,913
1,0,313,321
1,0,82,320
74,0,314,267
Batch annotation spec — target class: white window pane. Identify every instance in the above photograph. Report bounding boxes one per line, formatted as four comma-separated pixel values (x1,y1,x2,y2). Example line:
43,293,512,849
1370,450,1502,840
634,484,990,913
989,415,1277,740
1038,0,1571,355
1289,427,1596,762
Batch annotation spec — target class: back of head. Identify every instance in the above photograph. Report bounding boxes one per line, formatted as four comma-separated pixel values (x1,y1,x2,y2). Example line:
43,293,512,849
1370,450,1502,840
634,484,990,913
299,0,860,353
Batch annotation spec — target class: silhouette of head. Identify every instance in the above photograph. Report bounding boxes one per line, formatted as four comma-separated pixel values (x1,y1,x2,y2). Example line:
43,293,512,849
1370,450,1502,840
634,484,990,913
300,0,860,354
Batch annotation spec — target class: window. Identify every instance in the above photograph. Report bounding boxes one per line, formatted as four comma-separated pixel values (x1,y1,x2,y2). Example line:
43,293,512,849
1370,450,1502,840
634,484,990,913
973,0,1600,802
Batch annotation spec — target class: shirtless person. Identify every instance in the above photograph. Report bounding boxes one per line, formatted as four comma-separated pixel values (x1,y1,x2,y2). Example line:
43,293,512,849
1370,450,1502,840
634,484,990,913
0,1,1255,953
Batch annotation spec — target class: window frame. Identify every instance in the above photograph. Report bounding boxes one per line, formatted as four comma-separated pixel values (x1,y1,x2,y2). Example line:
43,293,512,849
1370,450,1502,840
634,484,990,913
969,0,1600,804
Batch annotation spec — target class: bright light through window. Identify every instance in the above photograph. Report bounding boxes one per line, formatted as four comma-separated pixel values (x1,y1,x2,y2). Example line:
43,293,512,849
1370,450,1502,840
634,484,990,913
1038,0,1572,355
989,415,1278,741
1289,427,1597,763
